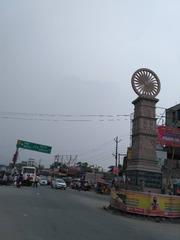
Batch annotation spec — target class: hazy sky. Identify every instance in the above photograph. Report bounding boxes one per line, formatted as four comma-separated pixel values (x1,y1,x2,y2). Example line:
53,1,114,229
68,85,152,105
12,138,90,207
0,0,180,169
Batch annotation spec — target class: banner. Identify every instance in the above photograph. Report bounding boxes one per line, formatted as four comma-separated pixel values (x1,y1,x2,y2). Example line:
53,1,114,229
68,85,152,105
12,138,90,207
111,189,180,218
156,125,180,147
112,167,119,175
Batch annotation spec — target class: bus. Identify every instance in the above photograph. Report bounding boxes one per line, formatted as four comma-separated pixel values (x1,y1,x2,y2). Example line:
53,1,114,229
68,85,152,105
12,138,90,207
21,166,37,185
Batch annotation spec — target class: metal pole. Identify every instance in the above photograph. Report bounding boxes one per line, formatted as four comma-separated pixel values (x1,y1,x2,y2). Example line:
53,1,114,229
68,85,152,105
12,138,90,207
114,137,121,170
115,137,118,167
118,153,120,166
167,122,177,192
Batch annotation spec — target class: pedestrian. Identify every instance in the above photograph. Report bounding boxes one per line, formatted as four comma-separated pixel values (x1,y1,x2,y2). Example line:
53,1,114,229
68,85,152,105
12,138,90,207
112,178,115,188
26,174,31,186
14,175,17,186
77,180,81,191
2,173,8,185
16,173,23,188
33,175,39,188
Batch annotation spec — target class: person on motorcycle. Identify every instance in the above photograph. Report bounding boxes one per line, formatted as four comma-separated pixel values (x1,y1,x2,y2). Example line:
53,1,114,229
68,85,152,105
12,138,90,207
16,173,23,188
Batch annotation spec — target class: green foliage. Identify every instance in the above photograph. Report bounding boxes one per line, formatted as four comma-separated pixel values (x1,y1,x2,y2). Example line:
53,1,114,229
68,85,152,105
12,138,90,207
50,161,68,170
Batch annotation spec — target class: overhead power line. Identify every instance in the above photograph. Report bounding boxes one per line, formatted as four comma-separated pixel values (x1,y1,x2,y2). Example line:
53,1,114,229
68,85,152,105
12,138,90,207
0,116,129,122
0,109,170,123
0,111,132,122
0,111,130,118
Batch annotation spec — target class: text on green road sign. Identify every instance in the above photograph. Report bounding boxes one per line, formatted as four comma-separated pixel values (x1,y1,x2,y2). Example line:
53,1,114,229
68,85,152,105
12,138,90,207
16,140,52,154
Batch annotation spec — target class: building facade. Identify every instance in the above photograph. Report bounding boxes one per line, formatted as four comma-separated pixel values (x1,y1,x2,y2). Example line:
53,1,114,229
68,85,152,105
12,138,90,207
164,104,180,185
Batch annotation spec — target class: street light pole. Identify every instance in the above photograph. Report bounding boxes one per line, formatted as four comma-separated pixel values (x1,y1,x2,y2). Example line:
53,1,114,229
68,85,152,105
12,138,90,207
114,137,121,167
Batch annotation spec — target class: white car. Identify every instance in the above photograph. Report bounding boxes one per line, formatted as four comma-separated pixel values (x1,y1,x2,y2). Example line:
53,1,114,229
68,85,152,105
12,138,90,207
39,176,48,185
51,178,67,190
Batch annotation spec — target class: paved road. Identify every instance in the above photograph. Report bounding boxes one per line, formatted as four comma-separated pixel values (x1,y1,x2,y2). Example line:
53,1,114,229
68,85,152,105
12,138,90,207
0,186,179,240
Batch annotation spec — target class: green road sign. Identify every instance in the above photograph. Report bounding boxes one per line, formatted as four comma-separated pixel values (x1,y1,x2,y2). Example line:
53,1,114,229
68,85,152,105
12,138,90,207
16,140,52,154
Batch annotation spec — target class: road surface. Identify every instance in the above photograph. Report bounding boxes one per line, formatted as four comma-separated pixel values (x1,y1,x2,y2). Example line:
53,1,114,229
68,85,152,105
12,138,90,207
0,186,179,240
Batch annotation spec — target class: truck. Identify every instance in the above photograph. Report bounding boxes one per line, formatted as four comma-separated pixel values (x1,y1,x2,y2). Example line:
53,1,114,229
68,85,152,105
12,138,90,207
21,166,37,185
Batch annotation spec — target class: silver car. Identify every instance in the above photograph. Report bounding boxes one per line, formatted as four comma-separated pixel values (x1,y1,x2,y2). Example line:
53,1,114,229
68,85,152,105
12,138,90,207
51,178,67,190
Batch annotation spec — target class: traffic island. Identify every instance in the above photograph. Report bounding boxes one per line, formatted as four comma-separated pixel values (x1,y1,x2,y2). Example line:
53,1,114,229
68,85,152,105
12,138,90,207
109,189,180,220
108,69,180,221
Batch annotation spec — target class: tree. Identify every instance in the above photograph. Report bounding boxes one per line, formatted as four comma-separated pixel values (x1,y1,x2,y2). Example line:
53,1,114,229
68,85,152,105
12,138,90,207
76,162,92,173
50,162,68,173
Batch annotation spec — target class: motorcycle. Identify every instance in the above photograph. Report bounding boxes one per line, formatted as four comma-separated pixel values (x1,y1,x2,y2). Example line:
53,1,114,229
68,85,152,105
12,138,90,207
16,180,22,188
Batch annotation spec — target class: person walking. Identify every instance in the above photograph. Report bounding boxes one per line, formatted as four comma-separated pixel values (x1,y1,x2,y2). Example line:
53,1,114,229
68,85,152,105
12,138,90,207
2,173,8,185
34,175,39,188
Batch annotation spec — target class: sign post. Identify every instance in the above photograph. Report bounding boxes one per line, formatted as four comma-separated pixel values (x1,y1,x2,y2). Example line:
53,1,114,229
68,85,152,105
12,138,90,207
16,140,52,154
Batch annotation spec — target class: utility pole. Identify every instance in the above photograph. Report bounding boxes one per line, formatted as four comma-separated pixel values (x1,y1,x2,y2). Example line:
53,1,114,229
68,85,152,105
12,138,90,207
118,153,121,166
114,137,121,167
38,159,42,170
166,121,177,192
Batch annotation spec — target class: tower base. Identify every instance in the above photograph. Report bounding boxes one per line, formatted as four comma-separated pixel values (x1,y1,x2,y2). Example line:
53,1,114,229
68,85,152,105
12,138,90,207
126,170,162,192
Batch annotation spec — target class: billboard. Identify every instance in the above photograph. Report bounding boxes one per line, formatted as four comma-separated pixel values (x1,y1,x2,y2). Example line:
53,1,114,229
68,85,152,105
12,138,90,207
112,167,119,175
156,125,180,147
111,189,180,218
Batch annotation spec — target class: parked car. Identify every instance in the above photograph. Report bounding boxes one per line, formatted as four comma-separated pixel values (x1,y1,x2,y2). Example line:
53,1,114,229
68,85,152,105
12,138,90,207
51,178,67,189
70,179,81,190
70,179,91,191
39,176,48,185
62,176,72,187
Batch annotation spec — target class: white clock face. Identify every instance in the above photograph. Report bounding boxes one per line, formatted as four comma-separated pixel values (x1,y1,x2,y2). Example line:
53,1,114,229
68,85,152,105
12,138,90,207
131,68,160,97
